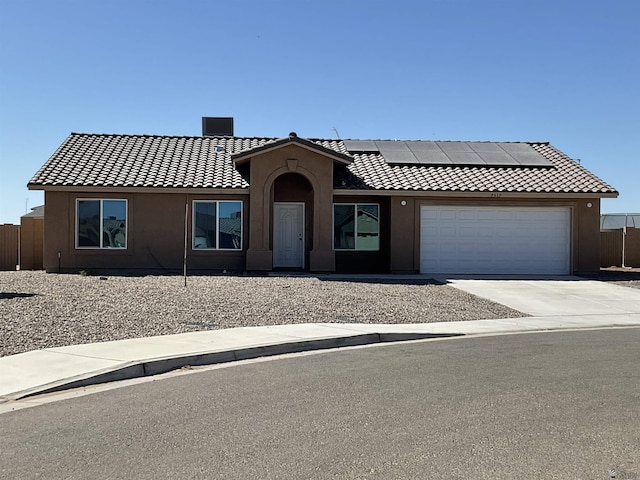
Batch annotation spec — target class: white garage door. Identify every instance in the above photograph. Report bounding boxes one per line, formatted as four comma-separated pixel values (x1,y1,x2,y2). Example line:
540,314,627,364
420,206,570,274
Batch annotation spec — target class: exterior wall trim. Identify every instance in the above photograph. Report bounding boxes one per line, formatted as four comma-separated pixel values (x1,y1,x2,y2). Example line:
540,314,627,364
30,186,250,194
30,187,616,200
332,189,618,199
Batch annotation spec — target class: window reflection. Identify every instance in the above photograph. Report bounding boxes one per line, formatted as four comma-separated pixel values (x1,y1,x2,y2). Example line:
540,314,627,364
193,201,242,250
333,204,379,250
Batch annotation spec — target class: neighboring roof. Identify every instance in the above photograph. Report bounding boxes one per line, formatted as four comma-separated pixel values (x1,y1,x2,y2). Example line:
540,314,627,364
601,213,640,230
28,133,618,196
21,205,44,218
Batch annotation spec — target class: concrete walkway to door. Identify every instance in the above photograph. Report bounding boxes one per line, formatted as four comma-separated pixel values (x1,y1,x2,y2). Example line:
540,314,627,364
436,275,640,317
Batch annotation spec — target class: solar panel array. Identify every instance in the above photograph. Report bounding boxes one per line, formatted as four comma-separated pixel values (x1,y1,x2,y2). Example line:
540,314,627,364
342,140,554,167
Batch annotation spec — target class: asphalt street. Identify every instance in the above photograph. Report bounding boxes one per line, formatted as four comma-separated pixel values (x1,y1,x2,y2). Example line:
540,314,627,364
2,328,640,479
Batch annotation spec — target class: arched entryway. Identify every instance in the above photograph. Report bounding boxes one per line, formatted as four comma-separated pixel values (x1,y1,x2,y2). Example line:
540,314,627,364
272,172,314,269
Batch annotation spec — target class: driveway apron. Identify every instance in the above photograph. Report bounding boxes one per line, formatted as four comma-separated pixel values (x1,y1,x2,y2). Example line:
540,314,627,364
438,276,640,317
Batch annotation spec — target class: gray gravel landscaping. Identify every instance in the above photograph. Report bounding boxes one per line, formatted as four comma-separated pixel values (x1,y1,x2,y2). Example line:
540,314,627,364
0,271,527,357
590,267,640,290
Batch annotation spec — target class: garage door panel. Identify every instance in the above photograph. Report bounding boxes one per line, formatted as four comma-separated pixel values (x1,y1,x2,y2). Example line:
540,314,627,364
477,227,493,238
420,206,570,274
438,210,458,220
458,210,478,220
458,226,476,237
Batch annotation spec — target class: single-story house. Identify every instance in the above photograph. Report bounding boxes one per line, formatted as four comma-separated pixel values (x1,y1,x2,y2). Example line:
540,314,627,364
28,118,617,275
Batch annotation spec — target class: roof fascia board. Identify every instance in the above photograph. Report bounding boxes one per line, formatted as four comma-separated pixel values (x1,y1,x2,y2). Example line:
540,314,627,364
332,189,618,199
29,185,617,199
27,185,250,195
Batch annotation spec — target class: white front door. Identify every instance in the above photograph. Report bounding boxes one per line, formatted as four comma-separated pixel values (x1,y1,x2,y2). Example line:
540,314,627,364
273,203,304,268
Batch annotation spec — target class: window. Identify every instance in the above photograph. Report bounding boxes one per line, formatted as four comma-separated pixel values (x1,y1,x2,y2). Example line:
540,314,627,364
333,204,379,250
193,201,243,250
76,199,127,249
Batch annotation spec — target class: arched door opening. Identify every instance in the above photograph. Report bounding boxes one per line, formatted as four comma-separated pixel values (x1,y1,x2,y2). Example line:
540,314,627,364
272,173,314,269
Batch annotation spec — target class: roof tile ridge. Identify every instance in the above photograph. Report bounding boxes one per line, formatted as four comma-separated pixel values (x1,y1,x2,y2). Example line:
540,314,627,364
68,132,284,141
341,139,552,143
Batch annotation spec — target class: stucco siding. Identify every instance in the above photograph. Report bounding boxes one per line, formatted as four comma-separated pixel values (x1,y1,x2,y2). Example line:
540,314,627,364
43,191,248,273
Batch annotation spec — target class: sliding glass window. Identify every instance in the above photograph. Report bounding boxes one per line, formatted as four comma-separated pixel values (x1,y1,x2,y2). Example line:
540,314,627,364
193,201,242,250
333,204,379,250
76,199,127,249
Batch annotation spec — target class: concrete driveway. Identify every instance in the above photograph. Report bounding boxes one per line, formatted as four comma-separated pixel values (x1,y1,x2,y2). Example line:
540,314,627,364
438,275,640,317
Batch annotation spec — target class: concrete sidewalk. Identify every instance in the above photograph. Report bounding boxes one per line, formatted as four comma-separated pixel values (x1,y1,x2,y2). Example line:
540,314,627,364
2,277,640,404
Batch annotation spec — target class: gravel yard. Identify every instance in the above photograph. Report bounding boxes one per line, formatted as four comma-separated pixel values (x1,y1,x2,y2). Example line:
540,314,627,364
0,271,526,357
590,267,640,290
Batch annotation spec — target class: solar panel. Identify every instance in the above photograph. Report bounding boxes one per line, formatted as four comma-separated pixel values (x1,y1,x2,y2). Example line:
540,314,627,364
374,140,408,150
467,142,505,153
381,150,421,164
499,143,535,153
499,143,553,166
343,140,378,153
344,139,554,168
510,152,554,166
477,152,519,166
375,141,419,164
445,152,486,165
436,141,474,153
406,141,452,165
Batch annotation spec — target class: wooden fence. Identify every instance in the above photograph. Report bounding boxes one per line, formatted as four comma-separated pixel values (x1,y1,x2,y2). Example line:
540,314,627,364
0,217,45,271
0,224,20,271
20,216,44,270
601,228,640,268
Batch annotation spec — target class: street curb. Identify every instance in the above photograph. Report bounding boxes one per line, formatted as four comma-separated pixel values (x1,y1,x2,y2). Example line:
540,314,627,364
2,332,463,402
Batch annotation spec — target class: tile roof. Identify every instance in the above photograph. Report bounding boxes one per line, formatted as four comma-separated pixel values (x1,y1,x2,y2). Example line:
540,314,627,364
28,133,617,196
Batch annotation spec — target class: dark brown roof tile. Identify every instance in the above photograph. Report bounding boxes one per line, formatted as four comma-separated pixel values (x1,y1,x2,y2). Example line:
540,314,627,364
28,133,617,196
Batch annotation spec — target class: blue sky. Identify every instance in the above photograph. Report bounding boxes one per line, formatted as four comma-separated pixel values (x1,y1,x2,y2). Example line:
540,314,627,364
1,0,638,223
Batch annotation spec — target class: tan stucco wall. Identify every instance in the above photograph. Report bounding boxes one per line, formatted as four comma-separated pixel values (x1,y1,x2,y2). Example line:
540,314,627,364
43,190,603,275
389,197,416,272
43,190,248,273
42,152,603,276
572,198,601,275
244,144,336,272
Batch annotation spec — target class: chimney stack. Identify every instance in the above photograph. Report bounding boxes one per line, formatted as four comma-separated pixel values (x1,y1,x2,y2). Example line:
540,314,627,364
202,117,234,136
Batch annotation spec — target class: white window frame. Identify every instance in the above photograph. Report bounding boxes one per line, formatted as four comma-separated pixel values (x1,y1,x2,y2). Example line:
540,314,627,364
192,200,243,251
75,198,128,249
332,203,380,251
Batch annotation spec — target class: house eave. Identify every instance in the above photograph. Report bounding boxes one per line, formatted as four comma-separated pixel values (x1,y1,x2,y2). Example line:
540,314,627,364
332,189,619,199
28,184,618,199
28,185,251,195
